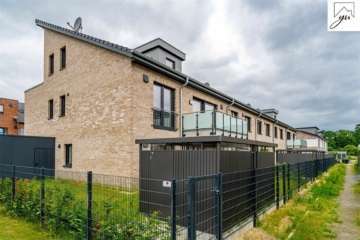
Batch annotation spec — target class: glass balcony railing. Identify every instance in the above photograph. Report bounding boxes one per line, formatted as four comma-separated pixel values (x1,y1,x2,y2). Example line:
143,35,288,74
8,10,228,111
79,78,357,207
182,110,248,138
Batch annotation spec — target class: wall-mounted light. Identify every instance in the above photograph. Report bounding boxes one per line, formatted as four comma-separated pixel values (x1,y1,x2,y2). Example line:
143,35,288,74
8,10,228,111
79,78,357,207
189,100,193,105
143,74,149,83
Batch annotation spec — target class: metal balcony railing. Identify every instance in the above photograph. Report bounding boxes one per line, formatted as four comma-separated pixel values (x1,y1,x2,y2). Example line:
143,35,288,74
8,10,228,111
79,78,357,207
182,110,248,138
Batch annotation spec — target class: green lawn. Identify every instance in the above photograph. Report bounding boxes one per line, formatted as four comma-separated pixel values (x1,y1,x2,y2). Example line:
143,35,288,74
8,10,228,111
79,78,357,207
259,164,346,240
0,206,56,240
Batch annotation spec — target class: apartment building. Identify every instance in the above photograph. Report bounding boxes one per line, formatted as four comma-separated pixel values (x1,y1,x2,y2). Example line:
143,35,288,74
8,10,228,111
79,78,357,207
25,19,297,177
287,127,327,152
0,98,24,135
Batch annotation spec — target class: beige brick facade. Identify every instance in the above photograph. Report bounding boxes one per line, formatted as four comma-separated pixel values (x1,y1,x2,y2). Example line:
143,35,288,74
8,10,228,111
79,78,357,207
25,28,295,177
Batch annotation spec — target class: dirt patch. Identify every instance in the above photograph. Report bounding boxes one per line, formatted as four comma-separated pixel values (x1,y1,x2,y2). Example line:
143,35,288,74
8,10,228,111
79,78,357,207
335,164,360,240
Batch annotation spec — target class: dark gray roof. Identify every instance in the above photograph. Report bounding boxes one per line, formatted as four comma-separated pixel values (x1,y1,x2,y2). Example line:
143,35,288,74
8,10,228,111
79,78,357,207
135,38,186,60
34,19,296,131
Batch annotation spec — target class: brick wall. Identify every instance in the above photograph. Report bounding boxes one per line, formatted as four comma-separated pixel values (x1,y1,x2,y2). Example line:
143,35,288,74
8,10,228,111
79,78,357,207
0,98,21,135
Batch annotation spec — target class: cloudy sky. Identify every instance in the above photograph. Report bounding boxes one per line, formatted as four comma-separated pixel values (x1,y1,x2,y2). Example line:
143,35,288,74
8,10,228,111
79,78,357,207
0,0,359,130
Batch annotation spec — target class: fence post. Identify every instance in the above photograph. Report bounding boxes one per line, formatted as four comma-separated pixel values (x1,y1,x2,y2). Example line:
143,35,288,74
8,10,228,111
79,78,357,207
282,164,286,204
215,173,223,240
12,165,16,201
276,165,280,209
187,177,196,240
171,179,177,240
297,163,300,192
87,171,93,240
287,163,291,199
40,168,45,226
253,167,258,227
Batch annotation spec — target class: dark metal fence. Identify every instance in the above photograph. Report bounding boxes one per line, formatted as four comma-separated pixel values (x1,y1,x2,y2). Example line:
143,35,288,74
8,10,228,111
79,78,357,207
0,157,336,240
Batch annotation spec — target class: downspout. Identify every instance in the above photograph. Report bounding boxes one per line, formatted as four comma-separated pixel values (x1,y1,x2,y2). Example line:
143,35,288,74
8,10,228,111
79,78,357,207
179,77,189,137
225,97,235,114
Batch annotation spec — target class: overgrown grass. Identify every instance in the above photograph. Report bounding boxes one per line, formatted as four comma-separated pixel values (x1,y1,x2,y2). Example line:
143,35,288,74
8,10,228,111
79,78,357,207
0,205,58,240
259,164,346,240
0,177,169,240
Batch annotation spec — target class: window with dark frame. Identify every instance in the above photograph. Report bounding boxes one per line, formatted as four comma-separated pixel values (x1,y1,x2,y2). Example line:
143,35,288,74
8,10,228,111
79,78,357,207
280,129,284,139
48,99,54,119
287,131,291,140
64,144,72,168
257,120,262,135
0,128,6,135
293,133,296,140
265,123,270,136
60,46,66,70
0,104,3,113
165,58,175,69
192,98,216,112
231,111,238,118
60,95,66,117
245,116,251,132
49,53,54,75
153,83,175,130
274,126,278,138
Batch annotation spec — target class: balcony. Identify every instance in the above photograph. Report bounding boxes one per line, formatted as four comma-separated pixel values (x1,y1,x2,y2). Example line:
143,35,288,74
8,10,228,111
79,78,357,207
287,139,307,149
182,110,248,138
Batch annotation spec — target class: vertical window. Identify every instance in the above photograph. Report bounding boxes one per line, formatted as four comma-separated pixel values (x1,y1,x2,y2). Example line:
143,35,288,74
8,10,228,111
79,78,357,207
60,46,66,70
48,99,54,119
0,104,3,113
49,54,54,75
257,120,262,135
265,123,270,136
293,133,295,140
287,131,291,140
274,126,278,138
0,128,6,135
280,129,284,139
165,58,175,69
245,116,251,132
231,111,238,118
65,144,72,168
60,95,66,117
153,83,175,129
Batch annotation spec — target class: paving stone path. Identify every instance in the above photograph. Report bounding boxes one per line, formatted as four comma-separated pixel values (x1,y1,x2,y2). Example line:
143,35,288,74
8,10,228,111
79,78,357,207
335,164,360,240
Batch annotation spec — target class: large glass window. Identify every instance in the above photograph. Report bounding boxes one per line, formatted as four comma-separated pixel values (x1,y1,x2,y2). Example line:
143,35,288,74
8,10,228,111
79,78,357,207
265,123,270,136
245,116,251,132
153,83,175,130
257,120,262,135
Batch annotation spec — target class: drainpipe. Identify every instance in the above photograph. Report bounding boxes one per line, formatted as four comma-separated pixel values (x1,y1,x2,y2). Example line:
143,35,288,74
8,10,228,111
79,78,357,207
179,77,189,137
255,112,262,142
225,97,235,114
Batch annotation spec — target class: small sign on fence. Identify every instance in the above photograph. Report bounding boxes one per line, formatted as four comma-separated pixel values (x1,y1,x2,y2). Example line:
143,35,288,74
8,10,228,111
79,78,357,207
162,180,172,188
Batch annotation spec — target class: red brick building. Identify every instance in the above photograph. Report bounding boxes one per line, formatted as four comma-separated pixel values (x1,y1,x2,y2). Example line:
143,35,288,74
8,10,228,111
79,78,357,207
0,98,24,135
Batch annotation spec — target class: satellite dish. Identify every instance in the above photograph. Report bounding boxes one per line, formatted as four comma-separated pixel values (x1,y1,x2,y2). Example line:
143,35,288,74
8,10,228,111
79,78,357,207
67,17,82,32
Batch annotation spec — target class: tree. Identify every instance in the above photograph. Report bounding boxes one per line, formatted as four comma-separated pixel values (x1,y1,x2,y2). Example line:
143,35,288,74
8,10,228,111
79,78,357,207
344,144,359,156
354,124,360,146
334,130,356,148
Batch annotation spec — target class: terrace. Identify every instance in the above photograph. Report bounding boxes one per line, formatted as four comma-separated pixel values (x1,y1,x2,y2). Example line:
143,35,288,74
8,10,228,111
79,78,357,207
182,110,248,139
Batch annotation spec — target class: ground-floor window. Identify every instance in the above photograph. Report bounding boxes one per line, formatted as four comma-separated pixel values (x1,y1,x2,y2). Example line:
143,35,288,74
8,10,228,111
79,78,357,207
64,144,72,168
0,127,6,135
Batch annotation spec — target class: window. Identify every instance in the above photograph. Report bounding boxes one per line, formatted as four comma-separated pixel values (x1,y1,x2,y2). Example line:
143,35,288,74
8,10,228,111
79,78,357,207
60,46,66,70
165,58,175,69
265,123,270,136
280,129,284,139
245,116,251,132
287,131,291,140
48,99,54,119
60,95,66,117
293,133,295,140
49,53,54,75
153,83,175,130
192,98,216,112
257,120,262,135
231,111,238,118
274,126,278,138
64,144,72,168
0,128,6,135
0,104,3,113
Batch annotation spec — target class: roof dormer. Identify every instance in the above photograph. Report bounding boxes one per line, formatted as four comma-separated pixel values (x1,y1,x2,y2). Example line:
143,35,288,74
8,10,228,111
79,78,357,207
134,38,186,72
